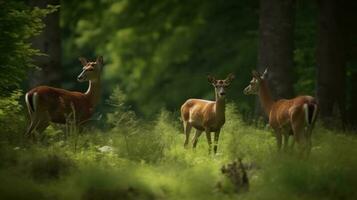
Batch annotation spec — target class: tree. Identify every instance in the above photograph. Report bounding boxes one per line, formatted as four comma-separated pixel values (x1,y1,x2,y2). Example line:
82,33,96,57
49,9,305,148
316,0,347,127
256,0,296,114
0,1,57,94
61,0,259,117
28,0,61,87
0,1,58,138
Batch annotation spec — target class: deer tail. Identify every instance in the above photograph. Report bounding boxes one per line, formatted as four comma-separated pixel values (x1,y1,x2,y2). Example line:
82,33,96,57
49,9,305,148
303,101,318,127
25,92,39,115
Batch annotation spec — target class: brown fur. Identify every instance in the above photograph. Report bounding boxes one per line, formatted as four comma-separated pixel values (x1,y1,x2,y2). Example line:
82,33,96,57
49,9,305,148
26,86,95,124
181,99,225,132
244,70,318,156
181,74,234,154
25,57,103,140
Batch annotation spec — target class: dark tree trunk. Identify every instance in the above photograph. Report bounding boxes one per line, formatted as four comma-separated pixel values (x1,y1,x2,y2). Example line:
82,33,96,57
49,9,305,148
316,0,347,127
256,0,296,115
343,0,357,129
28,0,61,87
349,71,357,128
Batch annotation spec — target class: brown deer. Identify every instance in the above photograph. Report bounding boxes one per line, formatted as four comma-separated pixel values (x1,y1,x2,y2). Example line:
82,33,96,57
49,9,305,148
25,56,104,139
243,69,318,156
181,74,235,154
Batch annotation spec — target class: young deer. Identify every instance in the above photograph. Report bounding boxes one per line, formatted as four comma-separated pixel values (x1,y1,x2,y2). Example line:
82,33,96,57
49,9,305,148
243,69,318,156
25,56,104,139
181,74,235,154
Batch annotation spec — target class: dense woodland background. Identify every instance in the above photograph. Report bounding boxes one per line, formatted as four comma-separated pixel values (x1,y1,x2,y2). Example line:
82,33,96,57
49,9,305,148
1,0,356,128
0,0,357,199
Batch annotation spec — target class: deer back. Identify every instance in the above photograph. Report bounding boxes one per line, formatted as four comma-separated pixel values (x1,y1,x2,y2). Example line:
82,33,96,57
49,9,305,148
27,86,94,124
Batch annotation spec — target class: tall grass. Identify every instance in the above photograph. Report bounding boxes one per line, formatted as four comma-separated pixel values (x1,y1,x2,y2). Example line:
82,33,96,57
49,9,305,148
0,91,356,199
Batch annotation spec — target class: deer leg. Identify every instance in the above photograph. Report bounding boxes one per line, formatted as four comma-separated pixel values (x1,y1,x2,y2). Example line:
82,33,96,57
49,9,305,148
288,129,295,149
205,130,212,154
27,110,51,142
25,120,37,140
183,121,192,149
25,113,41,141
275,130,282,152
192,129,202,149
292,124,305,158
36,113,50,134
283,131,289,152
36,118,50,142
213,130,221,154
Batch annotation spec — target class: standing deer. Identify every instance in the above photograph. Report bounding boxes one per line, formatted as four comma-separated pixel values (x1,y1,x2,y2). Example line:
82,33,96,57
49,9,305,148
181,74,235,154
25,56,104,139
243,69,318,156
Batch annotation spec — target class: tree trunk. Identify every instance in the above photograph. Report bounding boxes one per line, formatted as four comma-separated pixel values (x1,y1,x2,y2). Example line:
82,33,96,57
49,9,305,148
256,0,296,115
316,0,347,127
28,0,61,87
343,0,357,129
349,71,357,128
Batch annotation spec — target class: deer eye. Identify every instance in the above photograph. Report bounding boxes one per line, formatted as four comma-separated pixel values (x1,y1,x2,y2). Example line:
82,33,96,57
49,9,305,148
87,68,94,71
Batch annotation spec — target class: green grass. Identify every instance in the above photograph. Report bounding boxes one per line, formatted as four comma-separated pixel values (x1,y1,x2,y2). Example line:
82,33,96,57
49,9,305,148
0,102,357,200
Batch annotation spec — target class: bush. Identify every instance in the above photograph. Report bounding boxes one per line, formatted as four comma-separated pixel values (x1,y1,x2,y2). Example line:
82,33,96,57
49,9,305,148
111,110,179,163
0,101,356,200
0,90,27,143
0,1,58,92
30,153,74,181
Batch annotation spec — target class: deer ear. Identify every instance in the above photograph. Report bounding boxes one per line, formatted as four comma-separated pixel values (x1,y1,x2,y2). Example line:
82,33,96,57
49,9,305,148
96,56,103,65
226,73,235,83
207,75,216,84
79,57,88,66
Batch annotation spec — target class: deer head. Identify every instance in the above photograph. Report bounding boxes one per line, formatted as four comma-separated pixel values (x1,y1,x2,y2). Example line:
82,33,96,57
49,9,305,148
77,56,104,82
208,73,235,99
243,68,268,95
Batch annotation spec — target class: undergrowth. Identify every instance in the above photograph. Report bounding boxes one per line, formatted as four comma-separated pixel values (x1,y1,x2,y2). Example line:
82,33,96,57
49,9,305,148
0,91,356,200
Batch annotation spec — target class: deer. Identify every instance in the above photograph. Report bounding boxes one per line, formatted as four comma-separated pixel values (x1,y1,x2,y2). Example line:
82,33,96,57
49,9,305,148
181,73,235,154
243,68,318,156
24,56,104,140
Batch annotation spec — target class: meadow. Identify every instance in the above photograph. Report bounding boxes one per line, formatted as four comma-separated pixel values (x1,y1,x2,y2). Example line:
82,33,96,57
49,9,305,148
0,89,356,200
1,1,356,199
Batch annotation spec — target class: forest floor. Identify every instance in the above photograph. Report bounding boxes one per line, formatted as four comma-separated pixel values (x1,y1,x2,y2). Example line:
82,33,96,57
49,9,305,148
0,104,357,200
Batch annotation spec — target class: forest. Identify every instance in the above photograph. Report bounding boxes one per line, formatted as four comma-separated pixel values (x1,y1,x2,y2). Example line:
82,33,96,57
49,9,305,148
0,0,356,199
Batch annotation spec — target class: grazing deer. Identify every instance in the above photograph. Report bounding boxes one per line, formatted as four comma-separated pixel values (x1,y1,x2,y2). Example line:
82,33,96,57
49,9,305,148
243,69,318,156
181,74,235,154
25,56,104,139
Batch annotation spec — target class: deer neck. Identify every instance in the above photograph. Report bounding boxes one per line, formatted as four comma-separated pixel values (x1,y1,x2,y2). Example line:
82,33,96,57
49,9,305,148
85,78,101,107
215,93,226,119
258,80,274,115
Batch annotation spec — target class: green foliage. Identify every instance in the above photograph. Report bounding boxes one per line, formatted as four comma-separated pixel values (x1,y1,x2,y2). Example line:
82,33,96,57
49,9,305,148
0,1,58,93
223,104,276,163
1,102,357,199
106,87,138,131
0,90,26,142
293,1,317,95
1,1,356,199
61,0,259,116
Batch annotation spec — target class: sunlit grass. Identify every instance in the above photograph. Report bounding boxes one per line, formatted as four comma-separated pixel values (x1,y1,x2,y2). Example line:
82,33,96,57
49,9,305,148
0,102,356,199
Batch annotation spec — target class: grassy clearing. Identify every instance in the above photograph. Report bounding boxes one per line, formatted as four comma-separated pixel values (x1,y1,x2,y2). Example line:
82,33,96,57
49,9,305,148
0,98,357,199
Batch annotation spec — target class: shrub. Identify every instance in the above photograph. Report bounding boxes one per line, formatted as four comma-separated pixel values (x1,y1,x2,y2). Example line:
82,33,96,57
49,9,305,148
0,90,27,143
